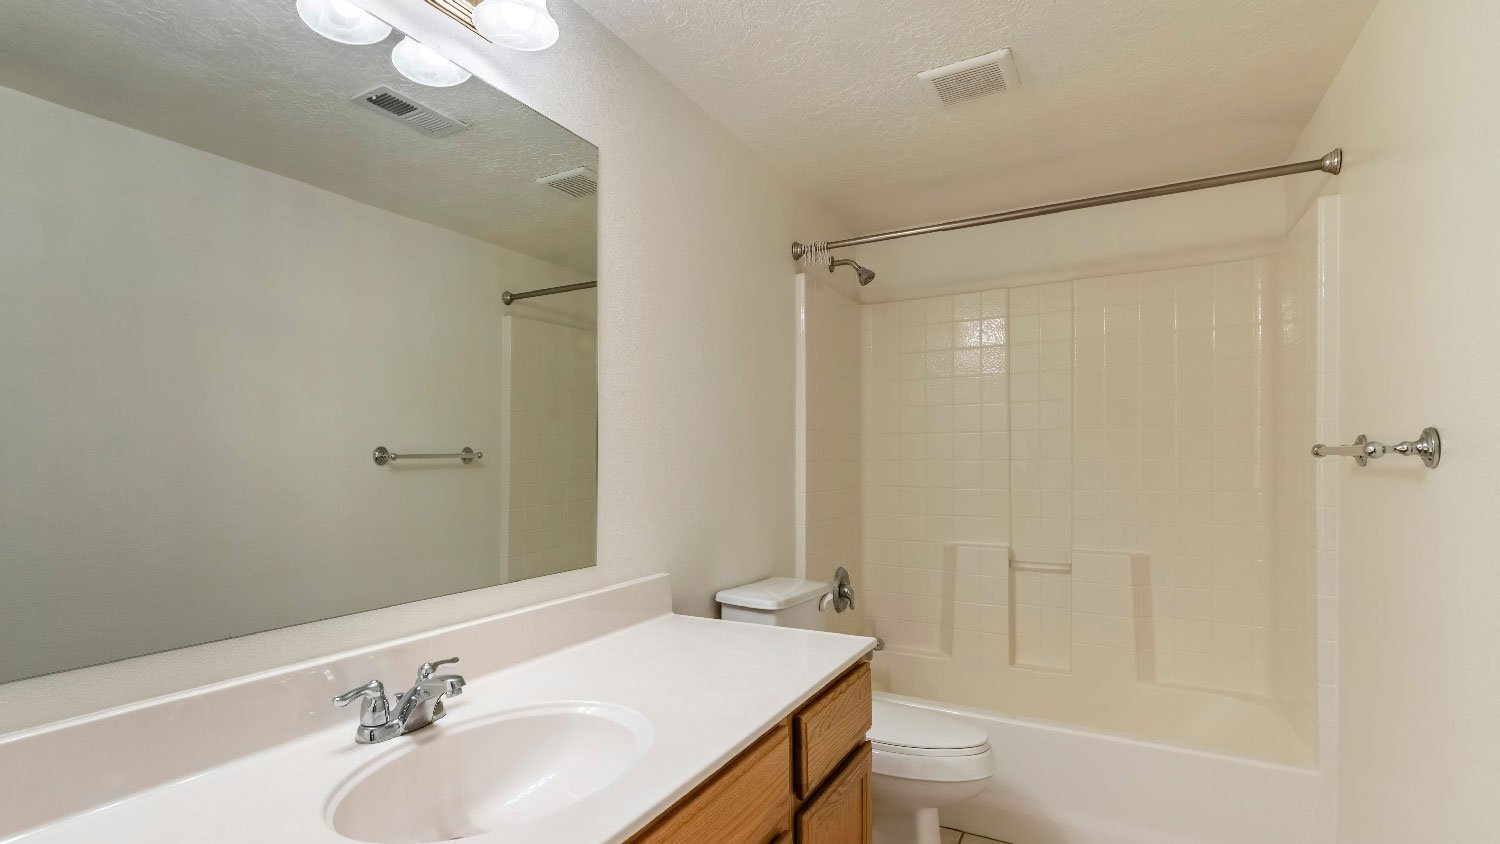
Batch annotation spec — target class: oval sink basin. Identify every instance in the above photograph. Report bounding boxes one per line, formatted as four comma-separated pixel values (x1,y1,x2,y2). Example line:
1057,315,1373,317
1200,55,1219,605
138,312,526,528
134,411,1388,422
328,702,653,843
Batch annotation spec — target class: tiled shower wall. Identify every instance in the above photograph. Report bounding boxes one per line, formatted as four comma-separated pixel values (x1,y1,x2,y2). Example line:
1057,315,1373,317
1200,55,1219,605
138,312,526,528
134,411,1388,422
861,289,1015,652
859,260,1279,696
503,315,597,582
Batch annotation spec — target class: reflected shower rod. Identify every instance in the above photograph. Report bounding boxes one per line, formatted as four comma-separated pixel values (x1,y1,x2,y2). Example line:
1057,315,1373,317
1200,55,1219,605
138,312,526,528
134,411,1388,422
791,149,1343,259
502,280,597,305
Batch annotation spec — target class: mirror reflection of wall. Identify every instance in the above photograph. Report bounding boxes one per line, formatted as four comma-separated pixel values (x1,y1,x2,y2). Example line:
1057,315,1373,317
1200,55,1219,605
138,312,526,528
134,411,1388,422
0,0,598,684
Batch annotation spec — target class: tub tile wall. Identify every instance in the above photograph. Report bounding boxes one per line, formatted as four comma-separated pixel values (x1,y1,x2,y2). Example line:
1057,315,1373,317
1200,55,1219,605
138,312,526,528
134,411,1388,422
1010,564,1071,670
861,291,1010,651
1010,282,1074,563
1081,262,1273,695
860,260,1274,697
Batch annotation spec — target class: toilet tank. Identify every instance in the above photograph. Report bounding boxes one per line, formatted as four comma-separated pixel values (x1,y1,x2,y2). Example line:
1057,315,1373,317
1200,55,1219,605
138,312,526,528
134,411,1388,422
716,577,830,629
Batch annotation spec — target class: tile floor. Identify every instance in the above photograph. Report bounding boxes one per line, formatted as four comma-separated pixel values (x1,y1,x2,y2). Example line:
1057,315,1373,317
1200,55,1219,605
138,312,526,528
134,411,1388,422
940,827,1010,844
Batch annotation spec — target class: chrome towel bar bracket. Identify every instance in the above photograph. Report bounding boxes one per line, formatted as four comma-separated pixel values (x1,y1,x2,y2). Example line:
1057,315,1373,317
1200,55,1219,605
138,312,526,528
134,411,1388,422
1312,427,1441,469
372,446,482,466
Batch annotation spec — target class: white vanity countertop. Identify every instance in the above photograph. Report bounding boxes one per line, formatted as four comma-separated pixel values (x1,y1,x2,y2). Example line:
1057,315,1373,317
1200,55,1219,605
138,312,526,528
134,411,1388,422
11,614,874,844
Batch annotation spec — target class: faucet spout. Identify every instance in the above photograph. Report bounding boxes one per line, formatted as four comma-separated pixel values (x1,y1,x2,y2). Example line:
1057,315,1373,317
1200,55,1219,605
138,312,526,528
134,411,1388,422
334,658,467,744
393,663,467,733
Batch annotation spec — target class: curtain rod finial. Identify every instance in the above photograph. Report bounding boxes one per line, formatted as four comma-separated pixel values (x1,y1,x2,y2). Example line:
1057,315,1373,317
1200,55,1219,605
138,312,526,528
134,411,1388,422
1321,149,1343,175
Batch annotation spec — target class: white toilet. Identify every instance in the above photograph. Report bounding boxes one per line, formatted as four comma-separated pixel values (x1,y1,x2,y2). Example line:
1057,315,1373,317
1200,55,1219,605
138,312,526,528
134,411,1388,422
717,577,995,844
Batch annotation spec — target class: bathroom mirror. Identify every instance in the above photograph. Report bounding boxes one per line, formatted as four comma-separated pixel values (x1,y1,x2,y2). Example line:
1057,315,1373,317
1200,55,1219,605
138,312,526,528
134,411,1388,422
0,0,598,683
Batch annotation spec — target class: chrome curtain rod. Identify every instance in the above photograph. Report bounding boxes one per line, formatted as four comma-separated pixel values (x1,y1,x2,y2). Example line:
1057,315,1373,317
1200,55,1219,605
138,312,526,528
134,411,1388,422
791,149,1343,259
502,280,597,305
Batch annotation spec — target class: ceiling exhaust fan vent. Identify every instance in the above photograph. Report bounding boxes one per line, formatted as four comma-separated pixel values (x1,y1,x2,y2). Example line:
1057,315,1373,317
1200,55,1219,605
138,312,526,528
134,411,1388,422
353,86,470,137
537,167,599,198
918,48,1019,105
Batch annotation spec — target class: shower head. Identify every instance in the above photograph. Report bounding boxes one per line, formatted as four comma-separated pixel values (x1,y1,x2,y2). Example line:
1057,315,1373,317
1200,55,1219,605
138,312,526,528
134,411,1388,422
829,258,876,286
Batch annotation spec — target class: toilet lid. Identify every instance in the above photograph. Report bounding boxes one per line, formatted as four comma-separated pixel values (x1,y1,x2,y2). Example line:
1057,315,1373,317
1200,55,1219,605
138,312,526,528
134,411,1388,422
868,700,990,757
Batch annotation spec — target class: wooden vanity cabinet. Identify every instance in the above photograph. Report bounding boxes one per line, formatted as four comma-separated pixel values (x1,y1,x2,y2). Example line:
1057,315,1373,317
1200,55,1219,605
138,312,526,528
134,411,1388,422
796,742,872,844
629,662,872,844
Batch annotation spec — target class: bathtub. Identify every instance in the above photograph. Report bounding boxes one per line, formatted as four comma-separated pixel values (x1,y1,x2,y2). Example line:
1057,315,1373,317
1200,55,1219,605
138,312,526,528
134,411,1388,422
875,692,1332,844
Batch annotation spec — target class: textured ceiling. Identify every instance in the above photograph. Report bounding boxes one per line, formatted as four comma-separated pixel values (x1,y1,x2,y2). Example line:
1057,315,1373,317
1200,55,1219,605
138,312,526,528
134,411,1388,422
0,0,598,274
573,0,1376,236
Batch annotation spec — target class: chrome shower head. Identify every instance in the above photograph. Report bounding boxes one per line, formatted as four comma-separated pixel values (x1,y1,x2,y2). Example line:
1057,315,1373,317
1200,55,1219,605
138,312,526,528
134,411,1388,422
829,258,876,286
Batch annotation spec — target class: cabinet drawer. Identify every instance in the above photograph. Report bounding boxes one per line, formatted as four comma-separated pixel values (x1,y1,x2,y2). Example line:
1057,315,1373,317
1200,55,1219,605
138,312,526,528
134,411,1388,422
796,743,872,844
793,663,872,798
630,722,793,844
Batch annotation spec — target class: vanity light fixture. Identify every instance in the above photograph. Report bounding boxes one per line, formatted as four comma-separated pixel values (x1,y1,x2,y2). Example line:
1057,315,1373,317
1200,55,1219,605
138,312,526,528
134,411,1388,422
391,36,473,87
472,0,560,51
296,0,392,45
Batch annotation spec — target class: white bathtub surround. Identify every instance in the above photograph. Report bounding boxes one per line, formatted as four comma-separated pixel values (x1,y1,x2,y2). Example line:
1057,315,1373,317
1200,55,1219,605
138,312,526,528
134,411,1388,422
851,255,1338,763
0,575,875,842
860,261,1282,698
799,214,1342,837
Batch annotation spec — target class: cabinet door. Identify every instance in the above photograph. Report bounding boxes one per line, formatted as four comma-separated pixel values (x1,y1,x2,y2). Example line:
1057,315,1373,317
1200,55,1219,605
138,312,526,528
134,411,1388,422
630,723,793,844
796,743,872,844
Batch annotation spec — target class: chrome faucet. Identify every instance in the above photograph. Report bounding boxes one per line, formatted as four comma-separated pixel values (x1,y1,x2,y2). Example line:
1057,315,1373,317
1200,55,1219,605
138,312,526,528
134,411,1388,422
333,657,467,744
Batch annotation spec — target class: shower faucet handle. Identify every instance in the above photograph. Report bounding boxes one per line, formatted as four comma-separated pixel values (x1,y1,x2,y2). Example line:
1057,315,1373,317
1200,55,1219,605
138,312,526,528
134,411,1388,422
820,566,856,613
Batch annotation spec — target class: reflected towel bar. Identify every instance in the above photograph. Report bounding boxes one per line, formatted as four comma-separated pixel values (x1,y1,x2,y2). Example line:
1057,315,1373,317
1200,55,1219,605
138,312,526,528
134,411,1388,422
1311,428,1440,468
372,446,482,466
502,280,597,305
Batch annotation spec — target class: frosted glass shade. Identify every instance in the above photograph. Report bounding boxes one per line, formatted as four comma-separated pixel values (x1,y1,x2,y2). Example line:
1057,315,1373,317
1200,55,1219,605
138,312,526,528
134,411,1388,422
472,0,560,52
295,0,392,46
390,36,472,87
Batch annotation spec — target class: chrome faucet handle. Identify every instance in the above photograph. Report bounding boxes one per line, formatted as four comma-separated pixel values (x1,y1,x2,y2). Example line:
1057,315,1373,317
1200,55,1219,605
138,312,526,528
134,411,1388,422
416,657,460,680
333,680,393,729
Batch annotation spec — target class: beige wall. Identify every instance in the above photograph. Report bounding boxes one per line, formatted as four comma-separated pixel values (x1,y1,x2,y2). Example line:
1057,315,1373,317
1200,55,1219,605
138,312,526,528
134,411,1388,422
1286,0,1500,839
0,0,842,733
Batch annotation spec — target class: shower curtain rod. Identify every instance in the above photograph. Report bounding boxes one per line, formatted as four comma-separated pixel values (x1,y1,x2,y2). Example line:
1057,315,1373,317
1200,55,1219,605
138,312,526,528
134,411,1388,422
790,149,1343,259
502,280,597,305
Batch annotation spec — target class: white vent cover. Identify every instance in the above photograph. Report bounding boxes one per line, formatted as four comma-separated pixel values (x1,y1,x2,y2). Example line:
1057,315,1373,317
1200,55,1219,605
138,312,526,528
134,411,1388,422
353,86,469,137
537,167,599,198
918,48,1019,105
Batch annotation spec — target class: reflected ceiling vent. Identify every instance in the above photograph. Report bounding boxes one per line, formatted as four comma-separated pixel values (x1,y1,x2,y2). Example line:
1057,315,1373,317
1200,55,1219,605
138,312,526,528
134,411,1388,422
352,86,470,137
537,167,599,198
918,48,1019,105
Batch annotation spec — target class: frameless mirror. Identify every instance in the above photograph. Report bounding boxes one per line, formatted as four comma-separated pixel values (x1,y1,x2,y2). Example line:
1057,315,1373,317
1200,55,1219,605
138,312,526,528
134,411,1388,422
0,0,598,683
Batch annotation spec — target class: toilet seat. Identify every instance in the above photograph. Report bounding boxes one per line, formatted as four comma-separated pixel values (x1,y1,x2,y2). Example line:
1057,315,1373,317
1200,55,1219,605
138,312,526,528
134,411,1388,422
868,699,990,756
867,700,992,782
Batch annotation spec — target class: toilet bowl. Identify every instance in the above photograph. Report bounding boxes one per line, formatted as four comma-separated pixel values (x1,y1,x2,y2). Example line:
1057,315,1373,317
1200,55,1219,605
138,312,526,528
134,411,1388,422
868,698,994,844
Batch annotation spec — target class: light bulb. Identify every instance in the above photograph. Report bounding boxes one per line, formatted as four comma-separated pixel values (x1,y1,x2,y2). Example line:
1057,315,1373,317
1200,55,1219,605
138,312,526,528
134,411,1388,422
472,0,560,52
390,36,472,87
296,0,392,45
